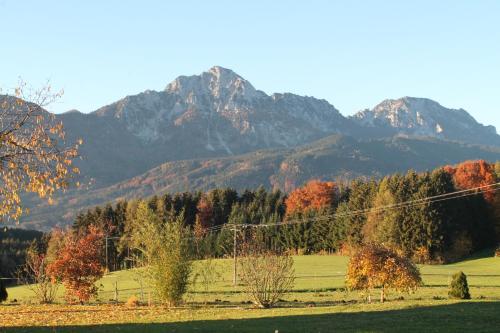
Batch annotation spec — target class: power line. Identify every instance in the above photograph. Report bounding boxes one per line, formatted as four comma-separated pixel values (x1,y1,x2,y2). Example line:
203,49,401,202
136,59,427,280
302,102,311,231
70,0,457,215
241,182,500,230
103,182,500,263
102,181,500,275
254,185,500,229
108,182,500,239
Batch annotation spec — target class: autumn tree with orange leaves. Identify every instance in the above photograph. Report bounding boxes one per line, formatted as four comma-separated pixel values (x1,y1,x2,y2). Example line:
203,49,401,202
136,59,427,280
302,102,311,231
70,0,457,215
444,160,497,202
346,244,421,303
0,83,81,222
47,226,104,303
445,160,499,243
285,180,338,216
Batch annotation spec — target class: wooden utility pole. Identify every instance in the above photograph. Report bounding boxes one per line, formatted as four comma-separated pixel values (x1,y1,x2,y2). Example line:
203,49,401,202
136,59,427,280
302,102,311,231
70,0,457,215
105,236,109,273
233,225,237,286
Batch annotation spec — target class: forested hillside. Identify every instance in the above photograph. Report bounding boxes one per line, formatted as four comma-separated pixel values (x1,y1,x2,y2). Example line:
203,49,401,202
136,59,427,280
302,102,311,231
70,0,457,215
70,160,500,271
21,136,500,230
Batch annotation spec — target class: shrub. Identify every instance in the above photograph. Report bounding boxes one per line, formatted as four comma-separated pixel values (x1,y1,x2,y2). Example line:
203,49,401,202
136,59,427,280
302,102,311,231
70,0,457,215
239,241,295,308
0,279,7,303
18,242,59,304
192,257,222,303
495,246,500,257
47,226,104,303
346,244,422,303
448,271,471,299
126,295,140,307
413,246,431,264
132,202,192,307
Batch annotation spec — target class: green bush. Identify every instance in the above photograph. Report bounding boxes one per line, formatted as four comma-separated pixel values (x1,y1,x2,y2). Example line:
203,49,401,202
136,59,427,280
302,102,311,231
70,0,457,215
131,201,192,307
448,271,471,299
0,279,8,303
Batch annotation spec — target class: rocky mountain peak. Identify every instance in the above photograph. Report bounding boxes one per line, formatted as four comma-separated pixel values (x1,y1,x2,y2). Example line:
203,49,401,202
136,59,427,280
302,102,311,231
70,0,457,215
165,66,264,101
87,66,351,154
352,96,498,145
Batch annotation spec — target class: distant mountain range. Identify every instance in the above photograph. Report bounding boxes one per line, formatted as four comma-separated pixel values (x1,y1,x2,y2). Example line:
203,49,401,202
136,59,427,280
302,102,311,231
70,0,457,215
352,97,500,146
4,66,499,230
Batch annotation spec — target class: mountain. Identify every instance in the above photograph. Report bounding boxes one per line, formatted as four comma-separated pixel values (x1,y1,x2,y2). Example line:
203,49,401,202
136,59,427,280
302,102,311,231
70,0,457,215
58,66,354,187
351,97,500,146
2,67,500,230
20,135,500,230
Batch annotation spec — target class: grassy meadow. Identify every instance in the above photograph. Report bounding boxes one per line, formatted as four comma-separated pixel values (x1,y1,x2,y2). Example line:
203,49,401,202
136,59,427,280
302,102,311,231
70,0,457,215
2,254,500,332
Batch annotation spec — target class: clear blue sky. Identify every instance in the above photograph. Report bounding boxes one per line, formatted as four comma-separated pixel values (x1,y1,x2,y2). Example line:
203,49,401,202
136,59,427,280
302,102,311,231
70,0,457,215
1,0,499,130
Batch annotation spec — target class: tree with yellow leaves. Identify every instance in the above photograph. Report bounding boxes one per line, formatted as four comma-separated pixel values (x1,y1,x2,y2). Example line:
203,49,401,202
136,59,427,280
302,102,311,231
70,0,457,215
346,244,421,303
0,83,81,222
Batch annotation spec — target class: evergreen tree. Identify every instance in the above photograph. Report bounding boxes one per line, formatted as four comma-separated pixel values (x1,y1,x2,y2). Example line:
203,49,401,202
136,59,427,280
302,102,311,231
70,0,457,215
327,203,350,251
335,180,376,249
390,172,419,256
362,177,399,247
207,188,238,226
448,271,471,299
493,190,500,243
418,170,457,260
278,211,316,254
310,208,335,252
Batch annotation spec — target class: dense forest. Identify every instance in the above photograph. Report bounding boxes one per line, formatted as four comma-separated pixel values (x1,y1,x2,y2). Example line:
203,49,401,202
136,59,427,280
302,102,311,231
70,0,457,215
69,160,500,271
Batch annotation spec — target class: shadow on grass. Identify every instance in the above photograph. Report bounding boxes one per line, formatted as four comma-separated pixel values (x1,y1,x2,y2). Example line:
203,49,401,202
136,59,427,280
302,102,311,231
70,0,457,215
186,299,358,309
2,301,500,333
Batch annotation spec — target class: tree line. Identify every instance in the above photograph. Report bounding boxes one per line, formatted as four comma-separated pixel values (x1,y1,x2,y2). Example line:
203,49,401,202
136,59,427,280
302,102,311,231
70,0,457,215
0,228,44,278
71,160,500,269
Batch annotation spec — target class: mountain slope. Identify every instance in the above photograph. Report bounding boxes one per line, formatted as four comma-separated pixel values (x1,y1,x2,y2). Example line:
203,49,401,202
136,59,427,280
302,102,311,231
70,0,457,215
58,66,354,187
21,135,500,230
351,97,500,146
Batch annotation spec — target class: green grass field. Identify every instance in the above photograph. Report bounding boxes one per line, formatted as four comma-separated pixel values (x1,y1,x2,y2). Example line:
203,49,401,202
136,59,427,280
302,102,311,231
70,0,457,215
3,254,500,332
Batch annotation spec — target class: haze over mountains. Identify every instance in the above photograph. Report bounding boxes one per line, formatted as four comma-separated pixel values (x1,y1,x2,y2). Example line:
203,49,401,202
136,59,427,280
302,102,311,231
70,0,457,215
8,66,500,230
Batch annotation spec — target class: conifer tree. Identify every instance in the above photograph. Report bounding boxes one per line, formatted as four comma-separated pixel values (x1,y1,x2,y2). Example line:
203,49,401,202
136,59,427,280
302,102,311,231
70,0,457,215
448,271,471,299
362,177,399,247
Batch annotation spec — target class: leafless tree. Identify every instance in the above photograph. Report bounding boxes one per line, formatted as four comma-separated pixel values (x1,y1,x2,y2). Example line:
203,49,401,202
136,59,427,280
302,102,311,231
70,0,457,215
238,239,295,308
18,242,59,304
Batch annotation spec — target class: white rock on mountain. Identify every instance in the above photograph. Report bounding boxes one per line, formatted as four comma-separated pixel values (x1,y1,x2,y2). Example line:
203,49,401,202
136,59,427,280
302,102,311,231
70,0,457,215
352,97,499,145
55,66,356,186
94,66,352,149
52,71,500,189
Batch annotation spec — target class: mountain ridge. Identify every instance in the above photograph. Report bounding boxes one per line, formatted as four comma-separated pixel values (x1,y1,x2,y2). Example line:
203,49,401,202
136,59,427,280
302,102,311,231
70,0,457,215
56,66,357,187
2,66,500,230
351,96,499,145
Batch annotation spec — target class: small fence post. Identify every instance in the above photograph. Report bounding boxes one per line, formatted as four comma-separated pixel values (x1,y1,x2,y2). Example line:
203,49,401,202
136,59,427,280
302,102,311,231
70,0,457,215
114,280,118,303
140,280,144,303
